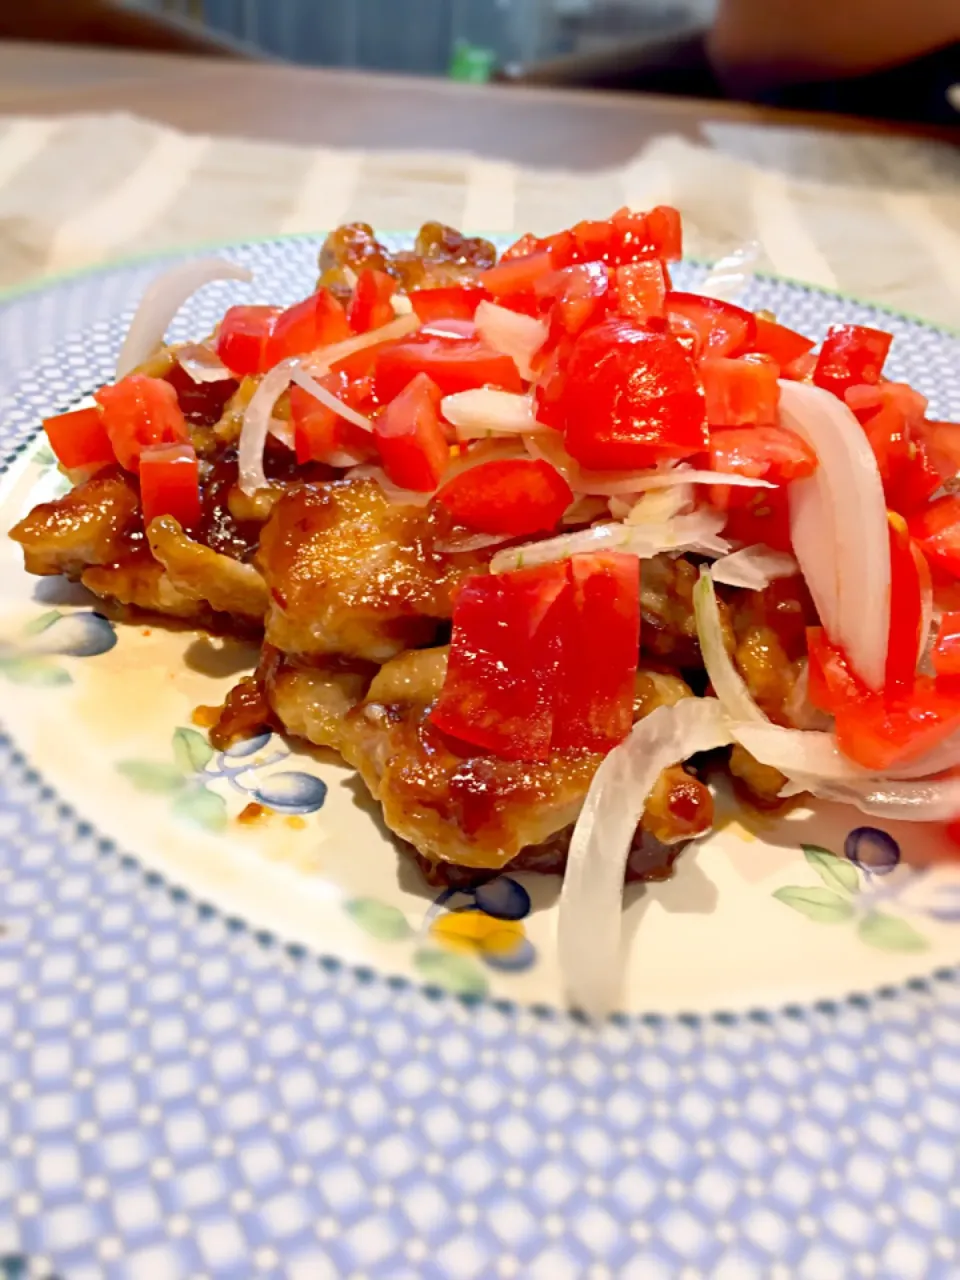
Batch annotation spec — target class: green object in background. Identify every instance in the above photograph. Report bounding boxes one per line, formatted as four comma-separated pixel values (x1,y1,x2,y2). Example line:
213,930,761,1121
449,39,496,83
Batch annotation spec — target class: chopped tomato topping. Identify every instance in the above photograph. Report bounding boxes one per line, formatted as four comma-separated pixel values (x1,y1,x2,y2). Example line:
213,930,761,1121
139,442,201,531
216,305,282,377
480,251,555,299
429,563,571,760
436,458,572,537
94,375,190,473
808,629,960,769
289,374,377,466
552,553,640,751
409,285,489,323
613,260,668,324
933,612,960,679
813,324,892,399
749,316,815,369
845,381,937,516
701,356,780,426
536,263,609,338
664,292,756,359
885,512,923,692
374,332,523,402
347,269,397,334
42,405,114,472
909,495,960,580
499,233,542,263
723,487,795,553
710,424,816,486
265,289,351,366
374,372,448,491
917,418,960,481
559,318,708,471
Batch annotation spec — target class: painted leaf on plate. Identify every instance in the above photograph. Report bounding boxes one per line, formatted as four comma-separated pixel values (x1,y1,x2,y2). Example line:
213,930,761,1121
172,785,228,833
0,656,70,686
345,898,414,942
773,886,855,923
117,761,186,794
858,912,927,952
172,726,214,774
413,948,488,997
20,609,62,636
802,845,859,894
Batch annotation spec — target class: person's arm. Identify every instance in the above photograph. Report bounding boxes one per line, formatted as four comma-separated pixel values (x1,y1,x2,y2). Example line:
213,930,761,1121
708,0,960,95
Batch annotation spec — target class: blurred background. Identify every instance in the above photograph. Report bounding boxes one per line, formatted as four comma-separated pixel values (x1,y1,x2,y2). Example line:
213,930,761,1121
124,0,718,79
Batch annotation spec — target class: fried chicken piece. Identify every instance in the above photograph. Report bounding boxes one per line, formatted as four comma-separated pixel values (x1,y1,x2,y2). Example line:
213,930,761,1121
256,478,483,663
147,516,269,621
81,557,206,620
332,649,712,872
9,466,141,577
267,657,374,753
640,554,731,668
317,220,497,298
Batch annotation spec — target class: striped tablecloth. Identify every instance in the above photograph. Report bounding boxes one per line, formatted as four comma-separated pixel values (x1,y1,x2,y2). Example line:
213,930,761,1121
0,111,958,329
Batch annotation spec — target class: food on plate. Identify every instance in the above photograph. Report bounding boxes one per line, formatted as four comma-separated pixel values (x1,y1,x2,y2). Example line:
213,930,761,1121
11,209,960,1014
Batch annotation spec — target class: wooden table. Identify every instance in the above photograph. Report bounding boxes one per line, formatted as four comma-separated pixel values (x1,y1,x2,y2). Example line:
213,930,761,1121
0,41,955,171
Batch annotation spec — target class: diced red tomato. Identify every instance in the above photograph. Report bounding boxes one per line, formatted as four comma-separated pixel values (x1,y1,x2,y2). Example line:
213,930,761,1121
933,612,960,679
909,495,960,580
289,374,378,466
480,251,555,300
265,289,351,366
885,512,923,692
552,553,640,751
887,440,941,517
807,629,960,770
500,233,542,262
536,263,609,338
559,318,708,471
436,459,572,537
374,372,448,491
374,333,523,402
139,442,201,530
42,406,114,472
348,269,396,334
409,286,489,324
917,419,960,480
644,205,683,262
749,316,815,369
216,305,281,376
94,375,190,473
701,357,780,427
609,206,682,264
532,335,575,431
664,292,756,359
781,350,817,382
613,260,668,324
813,324,892,399
723,487,795,553
429,563,571,760
571,220,614,265
708,424,816,508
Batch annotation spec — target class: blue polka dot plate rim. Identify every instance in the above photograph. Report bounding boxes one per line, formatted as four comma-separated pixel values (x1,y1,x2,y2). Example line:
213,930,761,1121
0,237,959,1279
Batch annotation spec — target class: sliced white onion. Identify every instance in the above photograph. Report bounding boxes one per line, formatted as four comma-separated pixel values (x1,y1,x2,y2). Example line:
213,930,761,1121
783,661,832,731
490,510,729,574
562,495,610,527
558,697,732,1018
627,470,775,494
620,485,694,525
300,313,420,377
525,434,658,497
785,773,960,823
474,300,547,381
117,257,253,378
238,359,300,495
699,241,761,303
693,569,767,723
174,342,235,384
289,366,374,433
711,545,799,590
441,389,541,440
781,379,890,692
